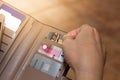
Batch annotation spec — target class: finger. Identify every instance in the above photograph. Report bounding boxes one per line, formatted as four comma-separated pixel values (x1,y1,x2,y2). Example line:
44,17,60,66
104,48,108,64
79,24,94,34
66,28,81,38
76,24,94,40
62,27,81,41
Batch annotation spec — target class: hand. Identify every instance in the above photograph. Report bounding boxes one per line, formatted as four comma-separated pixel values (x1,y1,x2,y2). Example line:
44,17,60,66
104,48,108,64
62,24,105,80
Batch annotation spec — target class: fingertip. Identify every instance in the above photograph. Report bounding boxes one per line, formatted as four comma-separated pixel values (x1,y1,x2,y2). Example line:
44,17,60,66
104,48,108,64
65,30,78,39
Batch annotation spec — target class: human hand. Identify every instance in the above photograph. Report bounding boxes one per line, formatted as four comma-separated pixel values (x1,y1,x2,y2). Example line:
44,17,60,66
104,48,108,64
62,24,105,80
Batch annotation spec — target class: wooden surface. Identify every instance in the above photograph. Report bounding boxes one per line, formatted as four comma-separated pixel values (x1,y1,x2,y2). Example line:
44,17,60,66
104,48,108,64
2,0,120,80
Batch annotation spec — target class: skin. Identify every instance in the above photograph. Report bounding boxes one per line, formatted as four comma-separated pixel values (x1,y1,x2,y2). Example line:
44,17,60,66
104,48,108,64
62,24,105,80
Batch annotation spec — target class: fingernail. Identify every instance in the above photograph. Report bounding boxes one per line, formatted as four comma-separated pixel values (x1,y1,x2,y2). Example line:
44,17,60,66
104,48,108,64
70,31,77,36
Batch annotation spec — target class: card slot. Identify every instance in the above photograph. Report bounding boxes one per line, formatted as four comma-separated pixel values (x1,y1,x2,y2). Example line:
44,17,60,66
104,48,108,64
3,33,13,39
3,27,15,38
2,34,13,46
0,51,4,63
0,49,4,53
1,43,8,52
0,22,1,30
1,41,8,46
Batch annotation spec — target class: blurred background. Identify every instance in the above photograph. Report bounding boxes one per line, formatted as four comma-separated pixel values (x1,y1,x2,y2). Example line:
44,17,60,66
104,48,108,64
2,0,120,80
